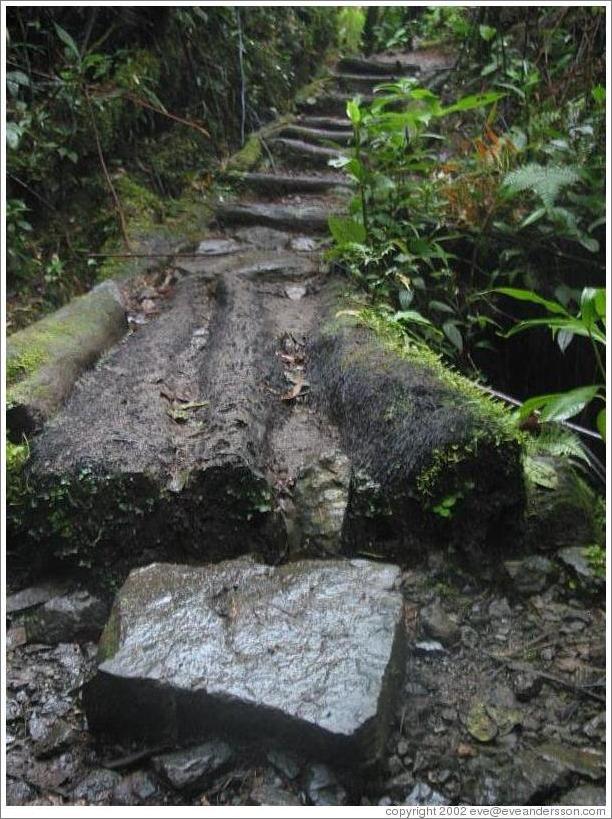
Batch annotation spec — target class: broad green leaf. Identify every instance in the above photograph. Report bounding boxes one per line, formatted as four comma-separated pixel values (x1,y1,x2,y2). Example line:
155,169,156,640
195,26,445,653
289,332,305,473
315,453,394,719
520,386,599,423
578,235,599,253
592,84,605,105
479,24,497,41
494,287,568,315
539,385,599,422
346,99,361,125
392,310,434,327
429,300,455,314
328,215,366,245
439,91,505,116
505,317,605,344
520,207,546,228
6,122,21,150
596,409,606,441
442,321,463,352
54,23,81,62
580,287,602,332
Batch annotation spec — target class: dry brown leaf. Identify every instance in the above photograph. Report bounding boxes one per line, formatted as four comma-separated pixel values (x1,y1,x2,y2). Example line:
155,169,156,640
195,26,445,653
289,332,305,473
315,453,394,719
281,375,305,401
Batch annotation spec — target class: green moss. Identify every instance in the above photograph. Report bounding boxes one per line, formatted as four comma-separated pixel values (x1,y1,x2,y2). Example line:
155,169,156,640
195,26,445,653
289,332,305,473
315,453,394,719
224,134,262,173
6,437,30,538
7,347,47,387
294,75,332,106
97,606,120,662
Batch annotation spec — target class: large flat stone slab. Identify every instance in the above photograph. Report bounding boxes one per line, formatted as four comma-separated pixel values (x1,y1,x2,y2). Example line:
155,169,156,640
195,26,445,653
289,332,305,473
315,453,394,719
84,557,406,767
215,200,333,233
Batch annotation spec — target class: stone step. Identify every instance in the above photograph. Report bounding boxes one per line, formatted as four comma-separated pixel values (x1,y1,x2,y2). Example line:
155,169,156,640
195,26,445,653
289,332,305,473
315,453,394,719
215,199,334,233
297,92,373,118
269,137,343,169
336,55,422,76
84,557,406,767
332,72,414,93
277,124,353,146
296,115,353,132
224,170,351,196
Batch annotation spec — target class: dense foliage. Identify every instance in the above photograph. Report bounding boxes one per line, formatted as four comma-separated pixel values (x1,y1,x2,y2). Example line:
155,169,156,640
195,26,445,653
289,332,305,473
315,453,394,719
327,6,605,439
6,6,338,324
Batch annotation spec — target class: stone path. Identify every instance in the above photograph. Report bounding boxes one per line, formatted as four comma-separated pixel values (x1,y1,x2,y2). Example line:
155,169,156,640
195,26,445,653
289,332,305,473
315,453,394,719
22,46,522,579
5,48,606,807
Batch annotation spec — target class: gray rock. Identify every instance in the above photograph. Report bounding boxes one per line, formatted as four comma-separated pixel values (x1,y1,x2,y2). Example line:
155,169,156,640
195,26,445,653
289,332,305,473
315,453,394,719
290,236,321,252
33,718,77,759
250,772,302,806
196,238,243,256
583,711,605,741
404,782,450,806
6,580,70,615
267,748,301,780
557,785,606,806
385,771,415,799
285,284,307,300
557,547,605,591
303,763,347,806
471,751,570,806
535,741,604,780
504,555,557,595
5,778,36,806
85,557,406,766
216,200,331,233
232,226,291,250
293,450,351,555
488,597,512,621
25,590,108,644
112,771,159,805
420,600,460,645
153,740,233,791
512,670,543,702
71,769,122,804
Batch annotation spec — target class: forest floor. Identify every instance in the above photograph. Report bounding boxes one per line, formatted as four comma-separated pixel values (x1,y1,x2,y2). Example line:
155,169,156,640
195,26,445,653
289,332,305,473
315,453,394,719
5,48,607,808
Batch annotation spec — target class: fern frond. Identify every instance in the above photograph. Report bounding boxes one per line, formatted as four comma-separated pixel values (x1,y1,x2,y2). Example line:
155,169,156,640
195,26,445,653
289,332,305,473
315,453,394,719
524,425,589,464
503,163,581,209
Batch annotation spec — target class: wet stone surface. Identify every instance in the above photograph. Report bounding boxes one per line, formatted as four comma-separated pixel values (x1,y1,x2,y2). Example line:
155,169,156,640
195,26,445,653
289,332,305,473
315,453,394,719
84,557,406,765
5,558,607,807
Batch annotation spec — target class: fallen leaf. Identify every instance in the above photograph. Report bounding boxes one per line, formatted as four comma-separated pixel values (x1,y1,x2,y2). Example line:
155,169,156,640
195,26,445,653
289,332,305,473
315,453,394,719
281,375,306,401
556,656,579,673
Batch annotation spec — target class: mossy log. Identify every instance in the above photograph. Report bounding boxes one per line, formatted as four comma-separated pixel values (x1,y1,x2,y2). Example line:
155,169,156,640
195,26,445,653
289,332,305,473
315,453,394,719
18,268,286,585
6,282,127,439
310,301,526,567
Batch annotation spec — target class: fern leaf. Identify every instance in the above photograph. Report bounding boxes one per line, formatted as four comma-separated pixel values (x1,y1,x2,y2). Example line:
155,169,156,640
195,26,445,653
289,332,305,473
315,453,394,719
503,163,581,209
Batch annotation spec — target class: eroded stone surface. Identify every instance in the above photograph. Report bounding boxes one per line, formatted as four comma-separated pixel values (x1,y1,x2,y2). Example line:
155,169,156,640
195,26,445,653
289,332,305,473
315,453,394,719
85,557,406,766
292,451,351,556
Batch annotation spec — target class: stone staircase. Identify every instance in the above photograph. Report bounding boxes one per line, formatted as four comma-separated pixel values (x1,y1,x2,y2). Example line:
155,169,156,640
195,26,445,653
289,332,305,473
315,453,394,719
19,49,524,774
